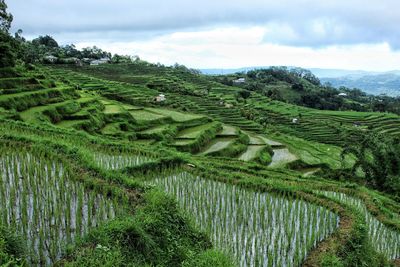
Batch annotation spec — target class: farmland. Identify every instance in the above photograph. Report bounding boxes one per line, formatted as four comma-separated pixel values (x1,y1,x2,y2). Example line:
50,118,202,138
0,62,399,267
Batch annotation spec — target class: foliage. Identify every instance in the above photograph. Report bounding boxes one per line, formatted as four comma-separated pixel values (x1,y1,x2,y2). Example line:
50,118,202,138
64,190,213,266
0,0,12,32
32,35,59,48
0,225,25,266
341,132,400,195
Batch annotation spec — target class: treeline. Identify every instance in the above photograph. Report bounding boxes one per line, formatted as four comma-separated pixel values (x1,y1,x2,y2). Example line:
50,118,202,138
216,66,400,115
0,1,138,68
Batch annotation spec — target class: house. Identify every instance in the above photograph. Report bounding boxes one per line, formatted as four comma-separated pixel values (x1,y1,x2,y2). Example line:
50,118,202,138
233,78,246,84
338,93,348,97
90,57,110,66
43,55,58,63
155,94,166,102
292,118,299,124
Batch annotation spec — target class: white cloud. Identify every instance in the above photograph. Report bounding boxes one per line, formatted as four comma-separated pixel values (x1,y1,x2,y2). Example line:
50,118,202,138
7,0,400,70
75,27,400,71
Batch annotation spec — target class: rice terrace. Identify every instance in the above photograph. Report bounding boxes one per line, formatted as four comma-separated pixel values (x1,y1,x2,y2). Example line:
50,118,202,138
1,0,400,266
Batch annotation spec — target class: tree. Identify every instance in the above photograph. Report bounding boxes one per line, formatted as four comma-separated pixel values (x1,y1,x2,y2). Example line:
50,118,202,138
291,83,304,91
238,89,251,99
0,30,17,67
0,0,18,67
0,0,12,32
341,132,400,194
32,35,59,48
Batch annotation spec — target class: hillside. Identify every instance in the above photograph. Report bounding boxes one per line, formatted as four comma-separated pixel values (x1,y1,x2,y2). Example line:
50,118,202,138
321,73,400,96
0,60,399,266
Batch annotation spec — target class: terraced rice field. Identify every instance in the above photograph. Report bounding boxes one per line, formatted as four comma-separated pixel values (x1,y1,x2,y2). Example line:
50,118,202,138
319,191,400,259
0,150,123,265
218,125,238,136
129,109,168,122
93,152,155,170
103,104,126,114
199,137,235,155
238,145,265,161
150,173,339,267
269,148,298,168
146,107,204,122
176,122,217,139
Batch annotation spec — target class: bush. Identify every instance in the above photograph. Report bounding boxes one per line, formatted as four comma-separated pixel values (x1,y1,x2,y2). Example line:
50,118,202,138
182,249,234,267
0,225,26,266
62,190,214,266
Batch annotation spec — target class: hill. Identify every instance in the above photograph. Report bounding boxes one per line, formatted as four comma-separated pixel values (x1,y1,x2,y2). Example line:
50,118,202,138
0,61,399,266
321,73,400,96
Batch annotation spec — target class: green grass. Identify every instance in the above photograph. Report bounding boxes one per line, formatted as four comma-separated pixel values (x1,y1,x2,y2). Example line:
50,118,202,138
140,124,171,134
103,104,126,114
238,145,266,161
269,132,356,169
218,125,238,136
1,64,400,266
147,107,204,122
268,148,298,168
101,122,123,135
129,109,169,122
57,119,88,129
199,137,235,155
176,122,218,139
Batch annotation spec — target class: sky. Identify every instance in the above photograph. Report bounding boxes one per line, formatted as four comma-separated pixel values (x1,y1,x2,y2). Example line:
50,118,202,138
7,0,400,71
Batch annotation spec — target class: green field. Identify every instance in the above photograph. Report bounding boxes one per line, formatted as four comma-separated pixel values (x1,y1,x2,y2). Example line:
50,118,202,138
0,63,399,267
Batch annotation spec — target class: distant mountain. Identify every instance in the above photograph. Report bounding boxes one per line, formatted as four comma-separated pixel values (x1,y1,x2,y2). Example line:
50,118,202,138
320,73,400,96
200,67,400,96
200,67,267,75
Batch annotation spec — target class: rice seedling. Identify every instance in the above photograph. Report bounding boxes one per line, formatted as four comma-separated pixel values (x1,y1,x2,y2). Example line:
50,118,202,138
149,172,339,267
93,152,154,170
319,191,400,260
0,150,123,266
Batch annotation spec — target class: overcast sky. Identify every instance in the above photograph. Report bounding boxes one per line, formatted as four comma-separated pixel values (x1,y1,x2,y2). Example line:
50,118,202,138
7,0,400,71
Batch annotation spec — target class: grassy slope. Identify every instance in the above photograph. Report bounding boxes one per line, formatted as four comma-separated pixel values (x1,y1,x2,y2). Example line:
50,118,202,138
1,64,399,266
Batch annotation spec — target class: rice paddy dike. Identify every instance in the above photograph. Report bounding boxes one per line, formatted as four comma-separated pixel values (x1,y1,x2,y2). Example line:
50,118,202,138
0,63,399,266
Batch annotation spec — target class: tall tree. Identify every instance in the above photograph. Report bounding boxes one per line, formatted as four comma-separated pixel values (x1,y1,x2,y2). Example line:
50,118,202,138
0,0,17,67
341,132,400,194
0,0,12,33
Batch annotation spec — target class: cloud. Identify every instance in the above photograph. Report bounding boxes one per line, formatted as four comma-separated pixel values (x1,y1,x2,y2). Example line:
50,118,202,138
7,0,400,48
74,27,400,71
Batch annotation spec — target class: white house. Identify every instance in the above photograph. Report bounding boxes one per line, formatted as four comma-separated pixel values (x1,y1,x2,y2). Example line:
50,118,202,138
155,94,166,102
292,118,299,124
338,93,348,97
90,57,110,66
233,78,246,83
43,55,58,63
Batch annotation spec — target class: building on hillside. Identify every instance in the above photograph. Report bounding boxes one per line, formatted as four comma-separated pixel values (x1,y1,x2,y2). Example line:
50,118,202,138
90,57,110,66
338,93,348,97
292,118,299,124
233,78,246,84
154,94,166,102
43,55,58,63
